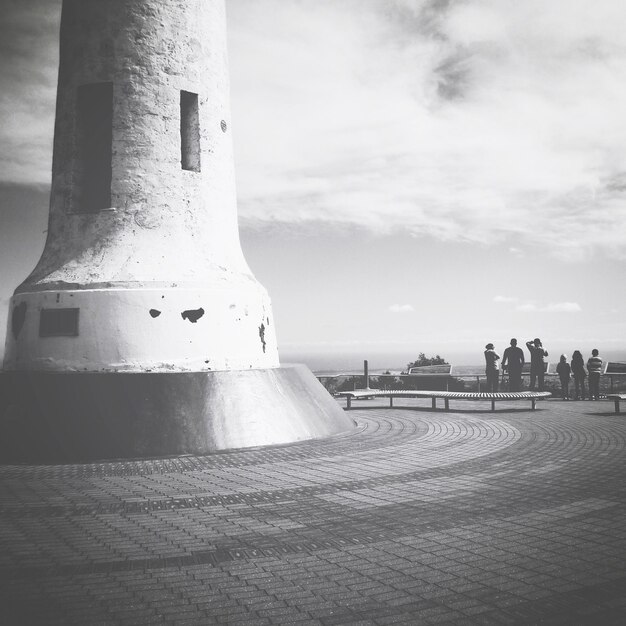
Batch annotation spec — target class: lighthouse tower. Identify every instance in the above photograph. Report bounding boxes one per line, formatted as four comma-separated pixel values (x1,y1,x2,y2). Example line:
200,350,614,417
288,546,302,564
1,0,352,462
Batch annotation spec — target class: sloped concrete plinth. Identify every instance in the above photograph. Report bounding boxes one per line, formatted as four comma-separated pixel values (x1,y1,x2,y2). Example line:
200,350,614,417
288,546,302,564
0,365,354,463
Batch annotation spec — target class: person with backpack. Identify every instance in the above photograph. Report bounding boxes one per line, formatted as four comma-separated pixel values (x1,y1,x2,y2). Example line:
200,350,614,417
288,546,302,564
587,349,603,400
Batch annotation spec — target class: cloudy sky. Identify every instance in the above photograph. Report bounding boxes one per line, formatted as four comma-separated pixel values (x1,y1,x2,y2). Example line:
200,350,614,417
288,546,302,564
1,0,625,368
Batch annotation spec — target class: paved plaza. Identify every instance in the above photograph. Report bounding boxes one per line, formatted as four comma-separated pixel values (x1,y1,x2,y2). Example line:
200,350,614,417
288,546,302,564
1,398,625,624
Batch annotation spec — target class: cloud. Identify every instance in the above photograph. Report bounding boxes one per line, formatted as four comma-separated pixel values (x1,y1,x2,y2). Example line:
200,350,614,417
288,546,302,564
0,0,60,185
546,302,582,313
516,301,582,313
388,304,415,314
2,0,626,260
495,294,582,312
229,0,626,260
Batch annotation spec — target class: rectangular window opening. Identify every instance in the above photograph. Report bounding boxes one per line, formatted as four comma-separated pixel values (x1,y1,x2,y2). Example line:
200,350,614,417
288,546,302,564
180,90,201,172
39,308,80,337
74,82,113,212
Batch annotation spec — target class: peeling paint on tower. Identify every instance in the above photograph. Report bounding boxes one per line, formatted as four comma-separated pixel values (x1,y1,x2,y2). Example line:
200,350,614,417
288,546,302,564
259,323,266,353
3,0,280,373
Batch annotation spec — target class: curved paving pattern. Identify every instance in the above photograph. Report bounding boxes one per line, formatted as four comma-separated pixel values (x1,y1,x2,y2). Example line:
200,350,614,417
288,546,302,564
1,399,625,624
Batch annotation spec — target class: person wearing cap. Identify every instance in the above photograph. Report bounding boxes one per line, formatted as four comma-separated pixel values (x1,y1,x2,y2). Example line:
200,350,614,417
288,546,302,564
502,338,525,392
484,343,500,392
526,338,548,391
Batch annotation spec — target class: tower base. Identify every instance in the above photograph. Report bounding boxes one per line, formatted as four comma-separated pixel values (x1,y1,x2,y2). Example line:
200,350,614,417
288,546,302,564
0,365,354,464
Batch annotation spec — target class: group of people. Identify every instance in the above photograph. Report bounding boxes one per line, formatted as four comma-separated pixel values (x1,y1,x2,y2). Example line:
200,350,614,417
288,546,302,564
483,339,604,400
556,349,604,400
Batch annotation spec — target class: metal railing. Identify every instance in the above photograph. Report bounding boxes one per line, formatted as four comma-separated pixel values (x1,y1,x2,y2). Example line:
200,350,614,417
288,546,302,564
315,360,626,396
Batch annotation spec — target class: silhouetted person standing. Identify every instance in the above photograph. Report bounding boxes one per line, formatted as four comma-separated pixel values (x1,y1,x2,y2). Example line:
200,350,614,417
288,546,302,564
484,343,500,392
556,354,571,400
571,350,586,400
502,338,525,391
587,349,603,400
526,338,548,391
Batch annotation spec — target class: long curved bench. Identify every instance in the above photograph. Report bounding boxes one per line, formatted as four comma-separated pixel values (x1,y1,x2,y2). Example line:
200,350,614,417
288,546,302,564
336,390,551,411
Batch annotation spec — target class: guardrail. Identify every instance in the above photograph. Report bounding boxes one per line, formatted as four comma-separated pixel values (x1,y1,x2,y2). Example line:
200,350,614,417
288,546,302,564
315,360,626,395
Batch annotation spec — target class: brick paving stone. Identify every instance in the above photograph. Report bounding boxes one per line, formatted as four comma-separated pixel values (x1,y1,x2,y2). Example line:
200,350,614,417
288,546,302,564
1,400,626,623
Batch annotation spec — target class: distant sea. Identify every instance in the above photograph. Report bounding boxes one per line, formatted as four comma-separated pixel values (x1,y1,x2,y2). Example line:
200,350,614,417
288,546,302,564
282,348,626,376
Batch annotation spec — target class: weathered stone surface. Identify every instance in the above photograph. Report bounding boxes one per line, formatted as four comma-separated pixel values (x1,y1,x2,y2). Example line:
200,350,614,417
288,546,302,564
4,0,280,372
2,0,353,459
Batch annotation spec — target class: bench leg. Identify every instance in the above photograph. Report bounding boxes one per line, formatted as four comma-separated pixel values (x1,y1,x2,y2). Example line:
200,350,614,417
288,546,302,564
615,400,620,413
491,399,495,411
347,397,351,409
432,397,436,410
389,397,393,408
444,398,449,411
532,399,536,410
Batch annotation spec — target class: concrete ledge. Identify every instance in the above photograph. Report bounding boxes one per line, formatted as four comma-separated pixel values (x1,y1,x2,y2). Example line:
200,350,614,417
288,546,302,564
0,365,354,463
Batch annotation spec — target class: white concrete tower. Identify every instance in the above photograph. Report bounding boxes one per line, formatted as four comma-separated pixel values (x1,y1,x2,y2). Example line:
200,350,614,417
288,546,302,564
0,0,353,462
5,0,277,373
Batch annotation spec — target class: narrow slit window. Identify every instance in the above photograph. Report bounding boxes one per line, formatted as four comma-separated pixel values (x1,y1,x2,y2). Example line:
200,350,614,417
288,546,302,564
74,82,113,212
39,308,80,337
180,90,201,172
